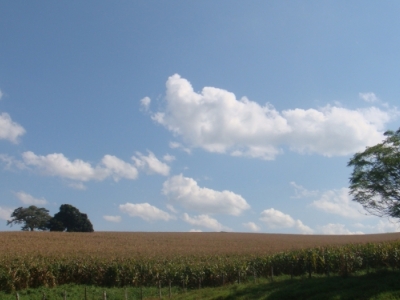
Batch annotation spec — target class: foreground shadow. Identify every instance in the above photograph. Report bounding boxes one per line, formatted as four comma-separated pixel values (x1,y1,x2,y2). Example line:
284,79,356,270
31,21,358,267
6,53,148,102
216,270,400,300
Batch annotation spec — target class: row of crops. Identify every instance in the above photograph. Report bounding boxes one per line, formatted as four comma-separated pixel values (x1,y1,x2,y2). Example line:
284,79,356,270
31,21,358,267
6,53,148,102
1,241,400,292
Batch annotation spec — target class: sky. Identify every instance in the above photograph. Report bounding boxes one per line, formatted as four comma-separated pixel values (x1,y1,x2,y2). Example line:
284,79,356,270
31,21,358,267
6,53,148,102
1,1,400,234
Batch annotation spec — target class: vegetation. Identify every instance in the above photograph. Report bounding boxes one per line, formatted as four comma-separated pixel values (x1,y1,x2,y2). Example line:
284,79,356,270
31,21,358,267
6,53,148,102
48,204,93,232
3,270,400,299
1,232,400,294
6,204,93,232
348,128,400,218
6,206,51,231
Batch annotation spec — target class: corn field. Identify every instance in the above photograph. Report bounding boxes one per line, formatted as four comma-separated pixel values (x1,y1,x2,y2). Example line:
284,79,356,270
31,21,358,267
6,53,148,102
2,240,400,292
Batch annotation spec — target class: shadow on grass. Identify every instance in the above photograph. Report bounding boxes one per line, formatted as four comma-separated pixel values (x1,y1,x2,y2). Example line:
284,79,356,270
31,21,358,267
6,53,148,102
216,270,400,300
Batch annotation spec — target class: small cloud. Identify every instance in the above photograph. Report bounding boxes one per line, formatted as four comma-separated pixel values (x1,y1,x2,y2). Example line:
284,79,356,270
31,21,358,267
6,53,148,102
169,142,191,154
243,222,260,232
290,182,319,199
68,182,87,190
119,202,175,222
0,89,3,100
15,191,47,205
189,229,202,232
163,154,176,162
103,215,122,223
162,174,250,215
0,206,13,220
182,213,231,231
259,208,313,234
140,97,151,111
359,92,379,103
0,112,26,144
132,151,170,176
311,188,367,219
166,204,178,214
318,223,364,235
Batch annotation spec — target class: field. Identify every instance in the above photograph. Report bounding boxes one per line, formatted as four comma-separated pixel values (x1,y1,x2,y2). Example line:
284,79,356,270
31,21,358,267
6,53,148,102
2,231,400,257
2,231,400,295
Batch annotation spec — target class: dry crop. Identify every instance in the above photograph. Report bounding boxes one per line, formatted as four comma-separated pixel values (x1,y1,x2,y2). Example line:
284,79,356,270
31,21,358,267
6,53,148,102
1,232,400,292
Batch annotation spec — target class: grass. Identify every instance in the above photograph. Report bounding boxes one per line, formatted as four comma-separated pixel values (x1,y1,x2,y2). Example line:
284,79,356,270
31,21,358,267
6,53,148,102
3,269,400,300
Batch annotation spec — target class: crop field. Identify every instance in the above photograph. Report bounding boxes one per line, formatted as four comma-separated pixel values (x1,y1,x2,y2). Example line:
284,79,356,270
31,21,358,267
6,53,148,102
1,231,400,257
1,231,400,292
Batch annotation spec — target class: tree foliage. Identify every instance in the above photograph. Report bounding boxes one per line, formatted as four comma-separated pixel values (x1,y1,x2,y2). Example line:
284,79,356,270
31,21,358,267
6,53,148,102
7,206,51,231
348,128,400,218
48,204,94,232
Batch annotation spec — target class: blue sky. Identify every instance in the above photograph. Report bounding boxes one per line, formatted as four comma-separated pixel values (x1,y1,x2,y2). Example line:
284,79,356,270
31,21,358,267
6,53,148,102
1,1,400,234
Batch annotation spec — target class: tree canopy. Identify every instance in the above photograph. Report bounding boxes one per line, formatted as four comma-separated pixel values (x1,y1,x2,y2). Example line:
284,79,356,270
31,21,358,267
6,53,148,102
7,206,51,231
48,204,94,232
348,128,400,218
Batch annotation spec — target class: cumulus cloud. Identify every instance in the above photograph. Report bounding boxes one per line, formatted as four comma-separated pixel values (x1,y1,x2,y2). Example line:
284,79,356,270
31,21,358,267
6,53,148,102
0,112,26,143
103,215,122,223
359,92,379,103
15,191,47,205
150,74,396,160
162,174,250,215
243,222,261,232
318,223,364,235
102,155,139,181
21,151,140,182
189,229,203,232
311,188,367,219
119,202,175,222
260,208,313,234
0,207,13,220
182,213,231,231
132,151,170,176
140,97,151,111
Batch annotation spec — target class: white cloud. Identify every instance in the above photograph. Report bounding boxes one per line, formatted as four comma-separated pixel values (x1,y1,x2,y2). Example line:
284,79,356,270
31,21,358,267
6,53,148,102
103,215,122,223
311,188,367,219
162,174,250,215
375,219,400,233
132,151,170,176
243,222,261,232
169,141,191,154
359,92,379,103
151,74,396,160
119,202,175,222
0,112,26,144
0,207,13,220
21,151,139,182
318,223,364,235
189,229,203,232
182,213,231,231
290,182,319,199
166,204,178,214
102,155,139,181
15,191,47,205
163,154,175,162
260,208,313,234
140,97,151,111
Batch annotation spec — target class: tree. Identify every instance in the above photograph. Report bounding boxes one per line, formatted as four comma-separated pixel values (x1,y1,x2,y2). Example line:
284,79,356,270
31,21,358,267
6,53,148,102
48,204,94,232
348,128,400,218
7,206,51,231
